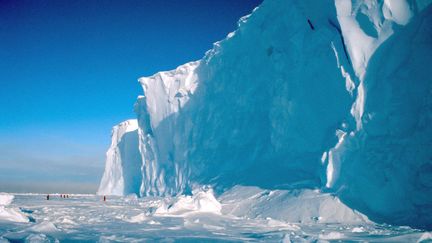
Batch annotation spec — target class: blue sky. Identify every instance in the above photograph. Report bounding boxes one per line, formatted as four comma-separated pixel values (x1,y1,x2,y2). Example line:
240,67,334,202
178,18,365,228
0,0,262,193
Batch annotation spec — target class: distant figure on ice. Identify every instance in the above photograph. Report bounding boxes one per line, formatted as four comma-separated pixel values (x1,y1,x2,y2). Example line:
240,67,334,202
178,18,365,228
46,194,50,200
103,196,106,202
307,19,315,30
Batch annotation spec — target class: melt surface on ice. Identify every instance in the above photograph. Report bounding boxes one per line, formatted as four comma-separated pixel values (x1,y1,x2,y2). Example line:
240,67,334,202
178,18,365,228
98,0,432,229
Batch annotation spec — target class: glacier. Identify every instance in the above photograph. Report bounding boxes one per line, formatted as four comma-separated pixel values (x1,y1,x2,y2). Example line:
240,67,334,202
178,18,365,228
98,0,432,230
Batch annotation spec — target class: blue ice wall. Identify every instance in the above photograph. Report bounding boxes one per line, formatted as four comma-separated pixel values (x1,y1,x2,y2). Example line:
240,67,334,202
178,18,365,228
178,0,352,190
333,5,432,229
99,0,432,229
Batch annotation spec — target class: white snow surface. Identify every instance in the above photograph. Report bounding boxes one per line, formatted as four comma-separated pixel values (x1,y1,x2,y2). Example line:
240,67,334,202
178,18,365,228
98,0,432,229
0,207,29,223
0,194,29,223
28,222,59,233
0,195,13,207
0,192,430,242
155,188,221,215
219,186,369,224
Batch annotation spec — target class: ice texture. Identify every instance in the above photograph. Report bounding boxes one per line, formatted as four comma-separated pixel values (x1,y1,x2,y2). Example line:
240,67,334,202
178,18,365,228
0,194,13,206
1,194,430,242
155,188,221,215
133,0,356,196
98,0,432,229
330,5,432,229
98,119,142,196
219,186,369,224
0,194,29,223
135,61,200,196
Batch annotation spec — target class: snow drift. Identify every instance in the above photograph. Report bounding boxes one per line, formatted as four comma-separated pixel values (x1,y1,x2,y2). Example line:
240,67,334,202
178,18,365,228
98,0,432,229
219,186,369,224
155,188,221,215
0,194,29,223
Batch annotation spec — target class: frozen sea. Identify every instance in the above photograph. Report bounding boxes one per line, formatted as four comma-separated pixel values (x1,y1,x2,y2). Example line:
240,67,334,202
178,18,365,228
0,193,431,242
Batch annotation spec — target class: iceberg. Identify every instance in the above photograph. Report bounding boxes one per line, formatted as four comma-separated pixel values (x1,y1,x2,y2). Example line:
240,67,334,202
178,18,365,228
98,0,432,229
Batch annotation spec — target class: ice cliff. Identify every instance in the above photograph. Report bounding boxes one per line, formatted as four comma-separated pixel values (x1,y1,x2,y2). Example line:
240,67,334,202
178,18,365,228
98,0,432,229
98,119,142,196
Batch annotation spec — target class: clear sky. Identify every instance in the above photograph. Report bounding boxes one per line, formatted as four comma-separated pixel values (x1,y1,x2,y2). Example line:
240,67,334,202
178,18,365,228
0,0,262,193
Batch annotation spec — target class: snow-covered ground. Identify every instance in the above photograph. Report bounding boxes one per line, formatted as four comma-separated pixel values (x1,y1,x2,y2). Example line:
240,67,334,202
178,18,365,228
2,1,430,241
0,190,430,242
